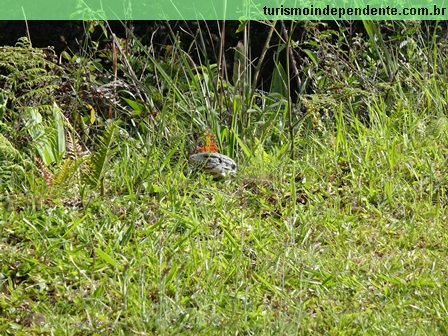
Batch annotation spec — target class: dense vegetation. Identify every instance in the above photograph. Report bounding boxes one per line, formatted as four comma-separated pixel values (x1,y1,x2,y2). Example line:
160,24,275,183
1,21,448,335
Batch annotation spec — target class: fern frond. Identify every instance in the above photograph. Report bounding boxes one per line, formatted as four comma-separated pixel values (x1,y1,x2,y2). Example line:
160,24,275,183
15,36,32,48
86,121,119,188
16,75,59,89
0,38,61,111
13,68,48,80
52,156,91,188
0,134,23,163
0,133,33,183
52,159,83,186
66,132,89,160
16,85,60,104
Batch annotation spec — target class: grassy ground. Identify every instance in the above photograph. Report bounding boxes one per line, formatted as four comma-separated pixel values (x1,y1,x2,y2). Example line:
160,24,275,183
2,102,448,335
2,21,448,335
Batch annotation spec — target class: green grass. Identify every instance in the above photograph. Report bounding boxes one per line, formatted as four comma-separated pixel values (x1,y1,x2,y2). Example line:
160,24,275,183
2,21,448,335
2,100,448,335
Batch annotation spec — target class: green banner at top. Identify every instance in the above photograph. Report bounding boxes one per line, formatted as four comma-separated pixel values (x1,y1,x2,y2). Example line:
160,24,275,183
2,0,448,19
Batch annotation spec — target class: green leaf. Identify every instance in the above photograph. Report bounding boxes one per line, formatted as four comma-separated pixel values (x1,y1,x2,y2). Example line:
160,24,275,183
52,102,66,161
270,61,287,97
123,98,144,116
303,49,319,67
233,132,251,158
25,107,54,166
236,20,248,33
95,248,118,267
